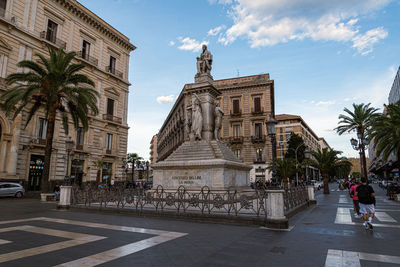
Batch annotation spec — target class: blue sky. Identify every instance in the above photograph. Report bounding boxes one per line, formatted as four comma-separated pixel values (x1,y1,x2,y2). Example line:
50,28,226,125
80,0,400,160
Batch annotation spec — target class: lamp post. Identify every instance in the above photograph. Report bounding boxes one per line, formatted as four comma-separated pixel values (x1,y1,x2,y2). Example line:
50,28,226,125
145,160,149,182
266,116,278,186
350,129,368,179
287,143,309,186
65,137,74,185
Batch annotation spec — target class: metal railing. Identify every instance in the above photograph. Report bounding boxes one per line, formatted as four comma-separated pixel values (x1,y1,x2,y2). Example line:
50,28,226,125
39,31,66,49
226,136,244,144
251,135,266,143
105,66,123,79
77,51,98,66
283,186,309,215
251,107,264,115
71,184,310,220
230,109,242,116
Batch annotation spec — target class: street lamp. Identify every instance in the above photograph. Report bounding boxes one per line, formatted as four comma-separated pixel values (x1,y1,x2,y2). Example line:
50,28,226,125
287,143,308,186
350,130,368,179
65,137,75,185
266,116,278,186
145,160,149,182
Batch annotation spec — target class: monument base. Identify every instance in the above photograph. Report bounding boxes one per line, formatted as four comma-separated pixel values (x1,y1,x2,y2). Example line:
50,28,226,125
152,140,252,191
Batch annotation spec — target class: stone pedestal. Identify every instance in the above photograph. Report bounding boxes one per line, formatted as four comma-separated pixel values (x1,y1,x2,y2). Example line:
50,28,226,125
307,185,317,204
58,186,72,209
265,190,288,229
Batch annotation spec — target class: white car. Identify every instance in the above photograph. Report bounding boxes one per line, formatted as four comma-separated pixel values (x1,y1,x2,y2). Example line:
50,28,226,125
0,182,25,198
311,180,323,190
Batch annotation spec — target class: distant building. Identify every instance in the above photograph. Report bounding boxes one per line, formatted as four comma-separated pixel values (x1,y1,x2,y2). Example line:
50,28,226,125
348,157,370,176
149,135,158,164
0,0,135,190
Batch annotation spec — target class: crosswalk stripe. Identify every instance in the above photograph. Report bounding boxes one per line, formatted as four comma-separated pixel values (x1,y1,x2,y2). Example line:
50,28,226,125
375,212,397,223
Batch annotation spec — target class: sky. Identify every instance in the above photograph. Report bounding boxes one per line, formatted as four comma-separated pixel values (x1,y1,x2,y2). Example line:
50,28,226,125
79,0,400,160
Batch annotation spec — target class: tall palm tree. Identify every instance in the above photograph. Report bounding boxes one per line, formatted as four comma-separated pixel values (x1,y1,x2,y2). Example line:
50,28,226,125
370,102,400,162
0,47,99,193
127,153,142,182
309,148,347,194
267,158,296,187
336,103,379,179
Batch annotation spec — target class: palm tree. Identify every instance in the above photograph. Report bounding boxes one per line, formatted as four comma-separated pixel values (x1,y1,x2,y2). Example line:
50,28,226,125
0,47,99,193
309,148,347,194
127,153,143,182
336,103,379,179
267,158,296,187
370,102,400,162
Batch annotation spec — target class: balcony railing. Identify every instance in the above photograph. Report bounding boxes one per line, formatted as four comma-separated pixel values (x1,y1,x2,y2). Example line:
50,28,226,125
103,114,122,124
40,31,66,49
251,107,264,115
105,66,123,79
106,149,112,155
254,157,266,164
230,109,242,116
76,144,84,151
228,136,244,144
251,135,266,143
77,51,98,66
39,138,46,145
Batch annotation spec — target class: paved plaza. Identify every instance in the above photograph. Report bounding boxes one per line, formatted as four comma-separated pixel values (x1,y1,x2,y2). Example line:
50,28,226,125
1,184,400,266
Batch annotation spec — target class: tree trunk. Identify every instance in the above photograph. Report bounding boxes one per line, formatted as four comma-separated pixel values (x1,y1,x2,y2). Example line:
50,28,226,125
322,172,330,194
41,104,57,193
131,163,134,182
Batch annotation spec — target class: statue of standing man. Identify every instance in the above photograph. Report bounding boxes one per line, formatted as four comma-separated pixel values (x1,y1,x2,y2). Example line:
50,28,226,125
191,93,203,140
214,100,224,140
196,44,212,75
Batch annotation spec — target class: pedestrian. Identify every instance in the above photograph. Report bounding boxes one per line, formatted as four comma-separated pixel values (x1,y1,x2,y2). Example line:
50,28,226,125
53,183,60,201
356,177,376,230
350,180,361,218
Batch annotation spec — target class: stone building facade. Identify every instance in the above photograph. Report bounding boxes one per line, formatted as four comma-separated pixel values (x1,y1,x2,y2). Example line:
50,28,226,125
156,74,275,182
0,0,135,190
149,134,158,164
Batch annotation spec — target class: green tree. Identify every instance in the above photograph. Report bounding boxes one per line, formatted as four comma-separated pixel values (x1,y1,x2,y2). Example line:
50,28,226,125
126,153,143,182
285,133,306,163
336,103,379,179
309,148,348,194
370,102,400,162
0,47,99,193
267,158,296,187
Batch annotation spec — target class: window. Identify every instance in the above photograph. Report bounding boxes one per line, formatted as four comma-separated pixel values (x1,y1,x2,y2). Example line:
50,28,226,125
106,133,113,150
76,127,84,146
109,56,116,73
254,123,263,138
107,98,114,116
234,149,241,158
232,124,241,137
232,99,240,114
102,162,113,183
253,97,261,112
37,118,47,139
0,0,7,17
46,19,58,43
285,127,293,133
256,148,263,161
82,40,91,60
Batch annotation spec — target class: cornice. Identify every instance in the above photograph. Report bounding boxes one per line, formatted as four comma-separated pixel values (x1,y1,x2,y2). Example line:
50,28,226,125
55,0,136,52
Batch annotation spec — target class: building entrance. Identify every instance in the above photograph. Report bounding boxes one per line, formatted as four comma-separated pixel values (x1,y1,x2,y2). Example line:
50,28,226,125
28,155,44,191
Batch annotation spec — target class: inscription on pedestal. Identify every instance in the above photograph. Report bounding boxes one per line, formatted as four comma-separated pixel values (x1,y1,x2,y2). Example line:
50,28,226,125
172,176,202,185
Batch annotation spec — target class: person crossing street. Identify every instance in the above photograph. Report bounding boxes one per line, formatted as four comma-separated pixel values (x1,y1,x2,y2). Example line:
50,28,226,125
356,177,376,230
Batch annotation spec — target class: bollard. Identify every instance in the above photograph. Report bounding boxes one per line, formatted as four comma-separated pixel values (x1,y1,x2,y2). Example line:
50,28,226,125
265,190,288,229
58,186,72,209
307,185,317,204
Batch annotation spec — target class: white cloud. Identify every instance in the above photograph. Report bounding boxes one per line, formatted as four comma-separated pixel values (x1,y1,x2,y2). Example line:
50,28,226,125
214,0,391,54
208,25,226,36
177,37,209,52
315,100,336,106
169,41,175,46
352,27,388,55
156,95,175,104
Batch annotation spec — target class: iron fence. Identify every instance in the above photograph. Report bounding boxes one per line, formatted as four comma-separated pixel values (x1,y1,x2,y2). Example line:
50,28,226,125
283,186,309,215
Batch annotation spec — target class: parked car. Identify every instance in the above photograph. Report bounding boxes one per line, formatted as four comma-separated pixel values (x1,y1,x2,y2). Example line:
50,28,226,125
0,182,25,198
311,180,323,190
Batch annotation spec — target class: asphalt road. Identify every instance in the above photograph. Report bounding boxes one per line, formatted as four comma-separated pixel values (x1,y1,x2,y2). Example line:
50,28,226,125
0,184,399,267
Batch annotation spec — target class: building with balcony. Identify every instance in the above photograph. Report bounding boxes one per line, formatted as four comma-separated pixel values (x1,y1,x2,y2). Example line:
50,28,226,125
0,0,135,190
149,134,158,164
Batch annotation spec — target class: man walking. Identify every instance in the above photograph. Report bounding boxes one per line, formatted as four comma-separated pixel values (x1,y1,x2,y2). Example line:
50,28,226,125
350,180,361,218
356,177,376,229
